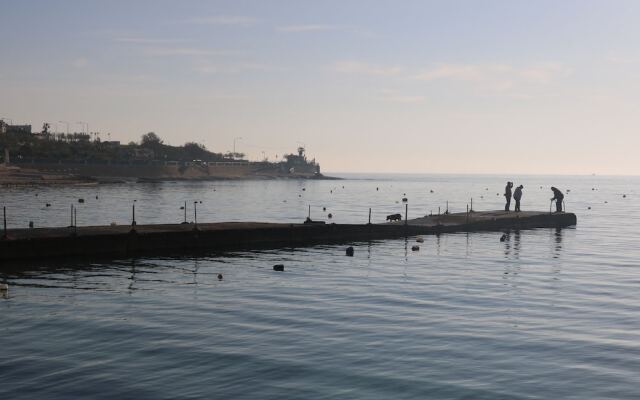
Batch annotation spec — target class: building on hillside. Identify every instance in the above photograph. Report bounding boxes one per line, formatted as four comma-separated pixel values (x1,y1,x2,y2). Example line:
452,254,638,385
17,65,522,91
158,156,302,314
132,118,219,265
0,121,32,135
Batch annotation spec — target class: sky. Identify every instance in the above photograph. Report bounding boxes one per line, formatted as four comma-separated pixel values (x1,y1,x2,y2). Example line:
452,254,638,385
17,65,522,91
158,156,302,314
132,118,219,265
1,0,640,174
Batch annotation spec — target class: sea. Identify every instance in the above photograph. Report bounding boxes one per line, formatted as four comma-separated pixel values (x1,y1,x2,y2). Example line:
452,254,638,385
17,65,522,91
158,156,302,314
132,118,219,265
1,173,639,399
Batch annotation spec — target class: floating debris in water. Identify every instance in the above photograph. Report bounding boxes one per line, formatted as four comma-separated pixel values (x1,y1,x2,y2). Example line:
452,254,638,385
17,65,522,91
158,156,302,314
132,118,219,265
345,246,354,257
273,264,284,272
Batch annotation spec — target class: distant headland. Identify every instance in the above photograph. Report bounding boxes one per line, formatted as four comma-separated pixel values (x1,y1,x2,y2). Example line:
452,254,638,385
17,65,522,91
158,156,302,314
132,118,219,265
0,121,338,185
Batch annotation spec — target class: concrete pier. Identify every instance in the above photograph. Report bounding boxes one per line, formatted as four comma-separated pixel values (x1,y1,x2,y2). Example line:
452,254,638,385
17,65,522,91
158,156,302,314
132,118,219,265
0,210,576,263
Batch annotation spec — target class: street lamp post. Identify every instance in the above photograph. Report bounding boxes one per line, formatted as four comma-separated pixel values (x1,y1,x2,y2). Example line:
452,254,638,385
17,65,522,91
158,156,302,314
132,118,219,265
193,201,198,230
233,137,242,158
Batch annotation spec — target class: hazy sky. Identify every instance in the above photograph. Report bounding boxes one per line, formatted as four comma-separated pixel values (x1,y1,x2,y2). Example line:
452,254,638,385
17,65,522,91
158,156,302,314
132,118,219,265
2,0,640,174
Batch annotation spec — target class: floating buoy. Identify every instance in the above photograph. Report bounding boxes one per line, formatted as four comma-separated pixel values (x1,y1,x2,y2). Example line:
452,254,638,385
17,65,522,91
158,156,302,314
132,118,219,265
217,273,223,280
592,188,595,191
302,188,306,191
328,213,333,219
345,246,354,257
623,194,627,198
273,264,284,271
604,201,608,204
402,197,408,202
430,190,434,193
500,234,507,242
323,207,326,211
376,187,379,191
587,206,591,210
411,245,420,251
95,195,99,199
180,206,184,210
416,237,424,243
45,203,51,207
298,194,302,197
78,198,85,203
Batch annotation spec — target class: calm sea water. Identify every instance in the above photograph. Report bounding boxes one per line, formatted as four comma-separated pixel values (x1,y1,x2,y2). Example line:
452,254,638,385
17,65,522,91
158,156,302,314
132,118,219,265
2,174,639,399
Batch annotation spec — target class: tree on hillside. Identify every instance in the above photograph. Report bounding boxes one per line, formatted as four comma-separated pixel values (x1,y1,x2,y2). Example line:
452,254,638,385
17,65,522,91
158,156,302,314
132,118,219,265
141,132,163,147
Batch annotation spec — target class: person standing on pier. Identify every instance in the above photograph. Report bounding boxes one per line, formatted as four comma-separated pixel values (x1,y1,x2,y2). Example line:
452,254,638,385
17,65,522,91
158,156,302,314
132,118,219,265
550,187,564,213
513,185,523,212
504,181,513,211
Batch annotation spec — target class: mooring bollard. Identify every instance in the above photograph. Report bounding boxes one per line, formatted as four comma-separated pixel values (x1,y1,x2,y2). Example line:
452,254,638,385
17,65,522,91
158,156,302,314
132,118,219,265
404,203,408,226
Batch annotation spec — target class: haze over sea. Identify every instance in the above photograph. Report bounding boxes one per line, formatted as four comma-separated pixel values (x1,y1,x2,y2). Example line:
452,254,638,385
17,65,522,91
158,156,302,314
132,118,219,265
1,173,639,399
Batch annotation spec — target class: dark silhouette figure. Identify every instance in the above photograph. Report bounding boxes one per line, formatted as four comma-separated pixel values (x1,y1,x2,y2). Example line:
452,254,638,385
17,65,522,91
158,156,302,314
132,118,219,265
550,187,564,212
513,185,523,212
504,182,513,211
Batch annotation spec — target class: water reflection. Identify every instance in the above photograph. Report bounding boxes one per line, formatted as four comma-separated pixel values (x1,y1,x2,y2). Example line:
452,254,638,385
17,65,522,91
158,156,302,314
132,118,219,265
553,227,563,259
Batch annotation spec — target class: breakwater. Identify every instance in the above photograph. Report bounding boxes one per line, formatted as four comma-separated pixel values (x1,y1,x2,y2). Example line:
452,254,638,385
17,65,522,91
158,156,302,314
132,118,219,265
0,210,576,263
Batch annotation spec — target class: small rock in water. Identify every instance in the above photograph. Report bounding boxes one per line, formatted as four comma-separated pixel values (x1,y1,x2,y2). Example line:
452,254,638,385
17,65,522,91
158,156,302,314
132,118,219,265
273,264,285,272
345,246,354,257
416,237,424,243
217,273,223,280
411,245,420,251
500,234,507,242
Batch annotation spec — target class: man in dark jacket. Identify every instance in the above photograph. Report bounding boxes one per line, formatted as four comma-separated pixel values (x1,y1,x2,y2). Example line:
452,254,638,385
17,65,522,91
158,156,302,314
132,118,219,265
550,187,564,212
513,185,523,212
504,181,513,211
